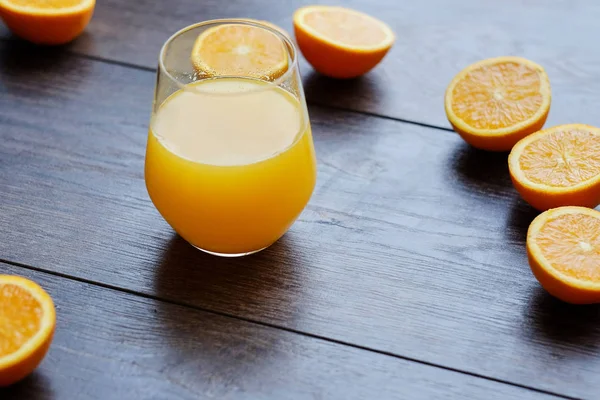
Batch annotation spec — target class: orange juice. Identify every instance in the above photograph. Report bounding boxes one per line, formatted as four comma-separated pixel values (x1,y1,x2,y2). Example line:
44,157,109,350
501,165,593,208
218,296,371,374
145,78,317,255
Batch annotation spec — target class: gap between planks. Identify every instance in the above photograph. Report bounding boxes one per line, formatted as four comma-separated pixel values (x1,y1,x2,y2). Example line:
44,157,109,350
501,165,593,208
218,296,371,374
0,36,453,134
77,51,455,133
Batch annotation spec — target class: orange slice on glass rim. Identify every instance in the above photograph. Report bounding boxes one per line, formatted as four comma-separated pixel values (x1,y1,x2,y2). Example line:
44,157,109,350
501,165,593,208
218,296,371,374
240,18,291,39
191,23,289,80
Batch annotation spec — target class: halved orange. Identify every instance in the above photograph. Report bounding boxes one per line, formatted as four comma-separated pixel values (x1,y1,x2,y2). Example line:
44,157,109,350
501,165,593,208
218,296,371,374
191,23,289,80
509,124,600,211
445,56,551,151
0,275,55,386
293,6,395,79
0,0,95,45
527,207,600,304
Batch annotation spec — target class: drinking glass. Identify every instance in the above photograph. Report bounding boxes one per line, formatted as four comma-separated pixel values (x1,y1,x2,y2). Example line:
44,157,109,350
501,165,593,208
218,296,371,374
145,20,317,257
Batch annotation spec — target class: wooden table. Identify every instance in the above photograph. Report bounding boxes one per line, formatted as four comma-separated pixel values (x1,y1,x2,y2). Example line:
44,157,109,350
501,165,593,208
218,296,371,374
1,1,599,399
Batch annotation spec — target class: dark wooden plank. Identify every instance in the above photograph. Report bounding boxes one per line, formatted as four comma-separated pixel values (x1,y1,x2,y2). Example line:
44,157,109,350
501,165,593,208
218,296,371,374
2,263,557,400
1,42,599,398
2,0,599,128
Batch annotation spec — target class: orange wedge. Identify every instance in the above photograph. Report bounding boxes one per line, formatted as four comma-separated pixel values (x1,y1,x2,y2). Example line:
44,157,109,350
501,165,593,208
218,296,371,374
527,207,600,304
509,124,600,211
293,6,395,79
0,0,95,45
0,275,55,386
191,23,289,80
445,56,551,151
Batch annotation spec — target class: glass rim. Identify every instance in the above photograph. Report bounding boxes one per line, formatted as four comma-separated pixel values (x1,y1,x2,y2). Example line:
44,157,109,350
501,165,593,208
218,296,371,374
158,18,299,92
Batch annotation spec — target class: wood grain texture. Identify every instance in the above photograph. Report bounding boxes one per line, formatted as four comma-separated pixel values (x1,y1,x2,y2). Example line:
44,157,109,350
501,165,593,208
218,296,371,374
0,42,599,398
1,0,599,128
2,264,559,400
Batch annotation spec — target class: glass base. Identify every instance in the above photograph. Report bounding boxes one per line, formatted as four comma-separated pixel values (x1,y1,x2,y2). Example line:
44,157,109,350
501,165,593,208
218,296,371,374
190,244,268,257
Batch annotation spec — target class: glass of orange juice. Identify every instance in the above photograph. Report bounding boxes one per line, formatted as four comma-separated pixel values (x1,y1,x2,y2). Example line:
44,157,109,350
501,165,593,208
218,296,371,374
145,20,317,257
